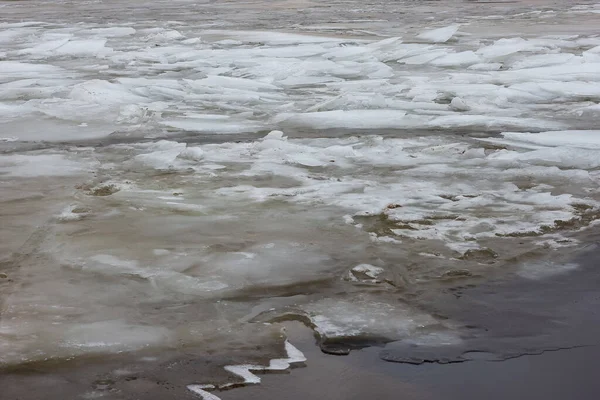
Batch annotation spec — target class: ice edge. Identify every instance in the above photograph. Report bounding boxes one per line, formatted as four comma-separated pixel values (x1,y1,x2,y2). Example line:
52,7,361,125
187,340,306,399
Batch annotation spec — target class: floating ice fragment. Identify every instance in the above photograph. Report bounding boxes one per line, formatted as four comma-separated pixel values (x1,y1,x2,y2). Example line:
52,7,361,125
263,130,286,141
449,97,470,111
400,50,447,64
161,116,264,134
0,61,66,78
178,146,205,161
303,295,442,340
501,130,600,149
510,53,577,69
188,385,221,400
343,215,355,224
417,25,460,43
132,141,186,170
191,75,279,91
351,264,385,279
222,340,306,386
54,39,111,56
182,37,202,45
88,27,136,37
468,62,503,71
202,30,350,45
143,29,184,42
70,80,147,104
345,264,386,283
431,51,481,67
427,115,560,130
476,37,539,59
287,154,327,167
275,110,407,130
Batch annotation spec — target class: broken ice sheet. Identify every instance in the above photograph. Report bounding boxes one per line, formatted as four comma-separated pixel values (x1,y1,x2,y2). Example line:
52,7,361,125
1,1,600,394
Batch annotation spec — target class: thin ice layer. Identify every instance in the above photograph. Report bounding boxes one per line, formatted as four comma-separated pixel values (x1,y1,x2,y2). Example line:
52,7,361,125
187,340,306,398
301,295,449,341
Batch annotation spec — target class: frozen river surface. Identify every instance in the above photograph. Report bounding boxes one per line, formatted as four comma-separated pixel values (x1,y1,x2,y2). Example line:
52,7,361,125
1,0,600,398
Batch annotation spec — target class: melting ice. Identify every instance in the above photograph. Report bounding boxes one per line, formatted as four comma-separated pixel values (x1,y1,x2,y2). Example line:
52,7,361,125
1,0,600,389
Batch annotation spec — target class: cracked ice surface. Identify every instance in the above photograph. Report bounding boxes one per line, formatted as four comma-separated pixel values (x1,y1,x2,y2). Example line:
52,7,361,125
1,0,600,380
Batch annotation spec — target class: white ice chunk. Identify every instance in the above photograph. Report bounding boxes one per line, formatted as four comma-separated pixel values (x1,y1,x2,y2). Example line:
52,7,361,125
161,115,264,134
222,340,305,385
490,146,600,169
143,29,184,42
477,37,540,59
352,264,384,279
54,39,111,56
223,365,261,385
263,130,286,141
449,97,470,111
132,141,186,170
468,62,503,71
427,115,560,130
0,61,66,79
17,38,71,55
417,25,460,43
501,130,600,149
303,295,442,339
188,75,279,92
187,386,221,400
430,51,481,67
70,80,147,104
510,81,600,102
0,28,38,43
88,27,136,37
400,49,448,64
202,30,350,45
498,63,600,82
510,53,577,69
345,264,386,282
178,146,205,161
284,340,307,363
275,110,407,130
